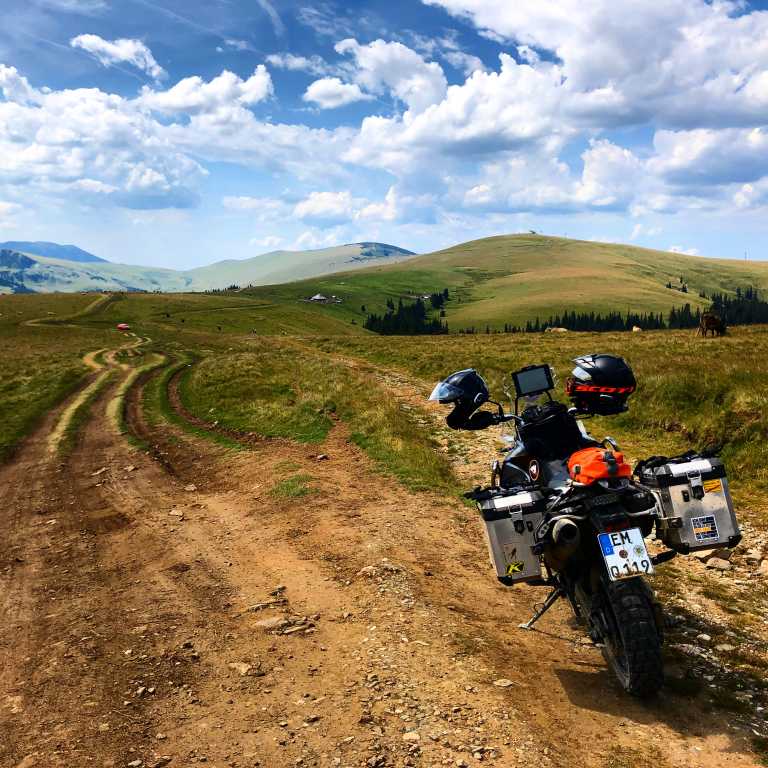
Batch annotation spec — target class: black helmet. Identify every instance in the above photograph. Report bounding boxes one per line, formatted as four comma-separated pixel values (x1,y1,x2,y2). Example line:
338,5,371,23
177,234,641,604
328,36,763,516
429,369,491,430
565,354,636,415
429,368,489,408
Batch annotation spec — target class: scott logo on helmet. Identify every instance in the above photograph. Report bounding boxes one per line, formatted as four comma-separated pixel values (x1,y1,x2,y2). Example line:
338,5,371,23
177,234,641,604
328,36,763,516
568,384,636,394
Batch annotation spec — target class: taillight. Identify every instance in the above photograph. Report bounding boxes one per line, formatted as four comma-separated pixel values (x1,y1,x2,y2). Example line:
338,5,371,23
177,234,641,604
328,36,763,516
602,520,631,533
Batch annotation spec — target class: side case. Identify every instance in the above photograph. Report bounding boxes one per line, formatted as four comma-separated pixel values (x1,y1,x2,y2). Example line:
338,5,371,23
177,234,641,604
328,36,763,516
478,491,546,585
639,457,741,553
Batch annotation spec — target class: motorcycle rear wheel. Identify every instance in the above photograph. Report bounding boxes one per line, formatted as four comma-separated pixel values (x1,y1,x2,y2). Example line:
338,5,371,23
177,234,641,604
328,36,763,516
600,577,663,697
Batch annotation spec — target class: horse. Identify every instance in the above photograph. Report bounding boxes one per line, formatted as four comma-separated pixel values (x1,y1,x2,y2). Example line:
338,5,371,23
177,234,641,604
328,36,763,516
697,312,726,337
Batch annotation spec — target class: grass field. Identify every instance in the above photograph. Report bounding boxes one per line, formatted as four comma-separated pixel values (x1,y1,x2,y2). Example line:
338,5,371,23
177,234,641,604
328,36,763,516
3,253,767,767
312,326,768,511
184,337,459,494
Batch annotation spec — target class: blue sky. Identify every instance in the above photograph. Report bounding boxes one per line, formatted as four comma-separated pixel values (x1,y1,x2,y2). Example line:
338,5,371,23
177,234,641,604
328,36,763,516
1,0,767,267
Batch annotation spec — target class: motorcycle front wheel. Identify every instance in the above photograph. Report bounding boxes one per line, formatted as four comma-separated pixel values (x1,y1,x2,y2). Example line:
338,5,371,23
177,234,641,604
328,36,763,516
599,577,664,697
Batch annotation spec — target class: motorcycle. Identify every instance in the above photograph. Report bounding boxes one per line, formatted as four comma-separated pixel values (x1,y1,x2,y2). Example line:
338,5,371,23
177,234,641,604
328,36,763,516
430,357,741,697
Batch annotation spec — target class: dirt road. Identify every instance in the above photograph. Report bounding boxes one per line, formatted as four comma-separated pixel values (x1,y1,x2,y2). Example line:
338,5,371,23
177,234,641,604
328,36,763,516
0,341,763,768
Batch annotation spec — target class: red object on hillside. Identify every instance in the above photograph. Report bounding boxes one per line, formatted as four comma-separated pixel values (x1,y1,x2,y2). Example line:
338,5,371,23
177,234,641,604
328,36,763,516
116,323,131,331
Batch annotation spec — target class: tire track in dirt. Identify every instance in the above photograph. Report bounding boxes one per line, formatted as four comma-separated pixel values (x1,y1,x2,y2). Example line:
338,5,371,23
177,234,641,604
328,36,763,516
1,353,251,767
0,387,99,767
46,334,150,455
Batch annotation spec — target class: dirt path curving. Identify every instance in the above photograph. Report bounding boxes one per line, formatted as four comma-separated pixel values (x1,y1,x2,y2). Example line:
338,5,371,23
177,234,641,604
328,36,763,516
23,293,115,328
0,342,764,768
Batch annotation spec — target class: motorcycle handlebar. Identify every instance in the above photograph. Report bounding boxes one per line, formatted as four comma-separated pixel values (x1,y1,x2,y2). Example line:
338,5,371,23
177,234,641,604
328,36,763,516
446,401,520,431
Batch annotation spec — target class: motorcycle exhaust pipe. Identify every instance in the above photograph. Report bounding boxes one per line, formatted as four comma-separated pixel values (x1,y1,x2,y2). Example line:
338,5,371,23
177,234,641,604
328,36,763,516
545,518,581,571
552,518,581,548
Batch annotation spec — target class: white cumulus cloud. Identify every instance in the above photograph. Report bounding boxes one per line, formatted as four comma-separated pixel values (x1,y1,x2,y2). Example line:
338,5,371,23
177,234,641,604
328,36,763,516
6,0,768,238
140,67,273,113
421,0,768,128
303,77,371,109
0,65,38,104
70,34,166,80
294,190,357,225
335,38,447,113
669,245,699,256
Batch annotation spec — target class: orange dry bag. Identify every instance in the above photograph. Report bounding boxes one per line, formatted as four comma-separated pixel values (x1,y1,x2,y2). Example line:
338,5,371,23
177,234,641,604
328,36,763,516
568,447,631,485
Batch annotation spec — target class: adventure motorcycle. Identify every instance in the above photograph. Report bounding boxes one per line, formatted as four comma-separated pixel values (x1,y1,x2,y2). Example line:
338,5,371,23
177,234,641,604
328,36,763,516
429,354,741,697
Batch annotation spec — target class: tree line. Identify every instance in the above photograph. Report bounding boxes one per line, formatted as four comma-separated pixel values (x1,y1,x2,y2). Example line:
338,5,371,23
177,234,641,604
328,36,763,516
364,285,768,336
710,286,768,326
364,297,448,335
524,310,667,333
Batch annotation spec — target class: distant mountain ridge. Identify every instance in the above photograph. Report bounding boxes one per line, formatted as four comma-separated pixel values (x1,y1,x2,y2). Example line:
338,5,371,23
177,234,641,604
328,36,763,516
352,243,412,262
0,241,417,294
0,241,106,263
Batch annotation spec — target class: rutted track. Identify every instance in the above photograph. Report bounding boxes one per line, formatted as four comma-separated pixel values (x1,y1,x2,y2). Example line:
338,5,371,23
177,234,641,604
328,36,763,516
46,334,149,455
0,344,763,768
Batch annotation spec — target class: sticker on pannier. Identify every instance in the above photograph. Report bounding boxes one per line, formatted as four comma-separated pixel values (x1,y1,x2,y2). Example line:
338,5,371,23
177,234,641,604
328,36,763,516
703,479,723,494
691,514,719,543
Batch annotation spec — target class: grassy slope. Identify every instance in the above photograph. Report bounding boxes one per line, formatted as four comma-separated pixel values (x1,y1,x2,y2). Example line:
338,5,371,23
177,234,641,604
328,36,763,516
76,291,364,337
184,243,416,288
241,235,768,331
7,233,768,505
315,327,768,511
407,235,768,327
184,338,458,494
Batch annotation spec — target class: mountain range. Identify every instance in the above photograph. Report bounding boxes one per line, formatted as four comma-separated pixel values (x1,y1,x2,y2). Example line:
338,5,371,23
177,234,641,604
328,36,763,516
0,241,106,264
0,242,416,294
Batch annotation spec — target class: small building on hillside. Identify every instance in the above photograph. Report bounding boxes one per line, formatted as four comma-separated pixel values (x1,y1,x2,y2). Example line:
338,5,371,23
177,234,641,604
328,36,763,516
304,293,343,305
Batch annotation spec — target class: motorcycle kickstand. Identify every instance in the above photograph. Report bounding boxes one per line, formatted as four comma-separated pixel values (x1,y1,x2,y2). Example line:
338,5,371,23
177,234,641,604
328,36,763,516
518,587,564,631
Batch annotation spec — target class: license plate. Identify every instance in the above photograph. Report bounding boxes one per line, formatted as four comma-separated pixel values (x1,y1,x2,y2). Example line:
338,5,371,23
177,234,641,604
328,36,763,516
598,528,655,581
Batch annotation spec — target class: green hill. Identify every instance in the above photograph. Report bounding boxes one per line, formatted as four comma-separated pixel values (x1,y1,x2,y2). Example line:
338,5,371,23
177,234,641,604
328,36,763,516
242,235,768,331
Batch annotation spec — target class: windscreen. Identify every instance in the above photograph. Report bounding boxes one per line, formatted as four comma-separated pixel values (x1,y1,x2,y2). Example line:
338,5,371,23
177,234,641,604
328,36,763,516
513,365,553,396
